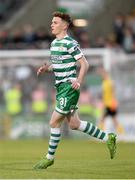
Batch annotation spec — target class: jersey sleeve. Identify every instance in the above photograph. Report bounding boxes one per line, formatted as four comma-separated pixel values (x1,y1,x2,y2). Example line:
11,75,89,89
67,41,84,61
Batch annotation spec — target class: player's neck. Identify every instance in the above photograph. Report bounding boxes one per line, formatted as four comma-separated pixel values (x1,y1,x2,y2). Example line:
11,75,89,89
56,31,68,40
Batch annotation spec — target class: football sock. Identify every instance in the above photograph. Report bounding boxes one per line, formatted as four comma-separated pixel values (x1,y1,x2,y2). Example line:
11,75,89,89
78,121,108,141
46,128,61,160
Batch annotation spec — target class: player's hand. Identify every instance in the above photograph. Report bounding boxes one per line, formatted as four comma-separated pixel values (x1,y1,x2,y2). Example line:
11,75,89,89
71,79,80,90
37,63,49,76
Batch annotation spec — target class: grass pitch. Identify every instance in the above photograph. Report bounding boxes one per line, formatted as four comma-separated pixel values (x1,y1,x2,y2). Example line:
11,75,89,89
0,139,135,179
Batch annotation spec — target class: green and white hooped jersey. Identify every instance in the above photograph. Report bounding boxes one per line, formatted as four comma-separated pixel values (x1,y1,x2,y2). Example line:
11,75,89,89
50,35,84,85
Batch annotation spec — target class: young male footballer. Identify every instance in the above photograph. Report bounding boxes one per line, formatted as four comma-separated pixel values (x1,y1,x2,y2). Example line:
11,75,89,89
33,11,117,169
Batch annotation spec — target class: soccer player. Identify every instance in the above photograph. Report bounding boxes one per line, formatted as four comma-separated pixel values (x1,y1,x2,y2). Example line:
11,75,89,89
33,12,116,170
98,68,124,133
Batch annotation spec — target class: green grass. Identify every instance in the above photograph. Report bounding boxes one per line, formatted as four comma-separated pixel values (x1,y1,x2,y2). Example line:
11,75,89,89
0,139,135,179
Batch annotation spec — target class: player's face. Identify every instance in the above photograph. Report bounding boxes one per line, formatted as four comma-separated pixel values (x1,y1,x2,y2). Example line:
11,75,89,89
51,17,68,36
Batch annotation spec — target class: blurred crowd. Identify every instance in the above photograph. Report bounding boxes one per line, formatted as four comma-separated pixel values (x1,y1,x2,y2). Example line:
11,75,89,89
0,10,135,53
0,25,53,49
0,65,52,115
109,11,135,53
0,64,101,120
74,10,135,53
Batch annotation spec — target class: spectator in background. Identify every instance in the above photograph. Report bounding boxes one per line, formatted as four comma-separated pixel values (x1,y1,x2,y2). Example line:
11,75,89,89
94,36,105,48
7,28,24,49
113,13,125,46
4,83,22,116
11,28,23,44
130,10,135,35
105,33,121,51
125,12,135,34
35,26,52,49
35,26,52,42
78,31,91,48
0,29,9,49
23,23,36,44
31,83,48,115
122,27,135,53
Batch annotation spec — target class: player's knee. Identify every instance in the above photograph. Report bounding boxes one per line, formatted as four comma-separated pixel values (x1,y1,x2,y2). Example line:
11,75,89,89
49,120,58,128
69,121,79,130
68,115,81,130
69,123,78,130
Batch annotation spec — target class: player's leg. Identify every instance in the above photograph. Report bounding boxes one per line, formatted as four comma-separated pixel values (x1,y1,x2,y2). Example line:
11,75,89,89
98,107,108,130
67,111,108,140
99,115,106,130
66,111,117,159
34,82,76,169
112,115,119,129
112,114,124,134
104,107,124,134
33,111,65,169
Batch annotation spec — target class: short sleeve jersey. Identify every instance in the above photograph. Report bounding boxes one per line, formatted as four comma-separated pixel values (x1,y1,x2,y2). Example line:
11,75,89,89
50,35,84,85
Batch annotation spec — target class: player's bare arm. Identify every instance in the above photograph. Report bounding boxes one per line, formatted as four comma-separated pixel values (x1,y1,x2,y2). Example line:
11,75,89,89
71,56,89,90
37,63,53,76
